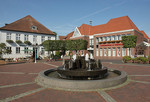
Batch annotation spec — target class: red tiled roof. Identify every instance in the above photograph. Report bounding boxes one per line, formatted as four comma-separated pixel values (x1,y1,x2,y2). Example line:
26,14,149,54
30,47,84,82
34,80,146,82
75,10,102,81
92,16,139,34
64,16,141,39
0,15,55,35
140,30,150,39
78,24,92,36
65,32,74,40
59,36,66,40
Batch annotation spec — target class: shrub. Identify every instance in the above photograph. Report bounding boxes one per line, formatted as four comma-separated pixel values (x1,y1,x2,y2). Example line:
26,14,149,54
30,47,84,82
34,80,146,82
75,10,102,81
123,56,131,63
138,57,148,64
131,58,136,63
148,55,150,60
16,40,22,44
24,41,32,45
6,40,14,43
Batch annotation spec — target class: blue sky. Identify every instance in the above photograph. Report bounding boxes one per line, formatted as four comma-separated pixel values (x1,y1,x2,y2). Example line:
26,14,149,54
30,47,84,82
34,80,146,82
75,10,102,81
0,0,150,37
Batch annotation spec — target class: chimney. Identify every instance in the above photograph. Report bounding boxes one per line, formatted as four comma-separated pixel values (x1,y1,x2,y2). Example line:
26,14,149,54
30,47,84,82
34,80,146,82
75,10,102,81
89,20,92,26
5,23,8,26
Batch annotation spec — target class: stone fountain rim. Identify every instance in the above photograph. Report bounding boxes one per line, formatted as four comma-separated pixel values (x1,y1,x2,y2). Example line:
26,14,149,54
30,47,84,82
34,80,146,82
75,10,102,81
36,68,127,90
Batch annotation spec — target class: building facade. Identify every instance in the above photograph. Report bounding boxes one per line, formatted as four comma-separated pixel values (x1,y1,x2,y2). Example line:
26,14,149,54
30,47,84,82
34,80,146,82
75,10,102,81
0,15,56,58
59,16,150,59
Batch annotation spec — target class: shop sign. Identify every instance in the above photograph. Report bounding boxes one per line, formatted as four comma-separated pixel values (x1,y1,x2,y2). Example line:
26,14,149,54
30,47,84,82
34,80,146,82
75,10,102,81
100,43,123,46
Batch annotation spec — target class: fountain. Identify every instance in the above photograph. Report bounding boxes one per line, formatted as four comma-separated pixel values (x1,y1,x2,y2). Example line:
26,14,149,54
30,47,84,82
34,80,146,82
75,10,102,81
36,56,127,90
57,56,108,80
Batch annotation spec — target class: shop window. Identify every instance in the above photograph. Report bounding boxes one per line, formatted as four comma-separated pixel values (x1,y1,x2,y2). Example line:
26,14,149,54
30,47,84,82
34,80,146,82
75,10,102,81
100,48,102,56
112,47,116,56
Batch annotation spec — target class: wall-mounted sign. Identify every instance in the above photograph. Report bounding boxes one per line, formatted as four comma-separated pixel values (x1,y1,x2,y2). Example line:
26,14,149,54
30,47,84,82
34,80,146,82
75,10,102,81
100,43,123,46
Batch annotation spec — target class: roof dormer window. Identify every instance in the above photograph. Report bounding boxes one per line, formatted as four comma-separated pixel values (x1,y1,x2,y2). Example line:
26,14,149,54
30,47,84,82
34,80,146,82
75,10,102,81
31,26,38,30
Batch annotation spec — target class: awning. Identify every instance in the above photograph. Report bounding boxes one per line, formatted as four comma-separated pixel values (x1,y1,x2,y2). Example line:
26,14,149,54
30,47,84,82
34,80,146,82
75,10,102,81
21,49,33,51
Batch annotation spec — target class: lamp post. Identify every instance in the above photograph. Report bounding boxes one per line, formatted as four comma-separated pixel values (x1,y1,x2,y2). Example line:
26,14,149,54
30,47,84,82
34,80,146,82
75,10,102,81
33,43,38,63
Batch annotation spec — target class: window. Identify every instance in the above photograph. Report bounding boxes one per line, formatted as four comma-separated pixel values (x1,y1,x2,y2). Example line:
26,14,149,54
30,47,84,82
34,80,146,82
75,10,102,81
96,48,98,56
112,47,116,56
108,48,111,56
41,36,45,43
24,47,28,54
104,48,107,56
104,37,107,41
127,48,130,56
6,33,11,40
24,35,29,41
33,35,37,43
117,47,120,57
122,48,126,56
90,39,94,45
103,37,105,41
16,34,20,41
48,36,51,40
6,47,11,54
31,26,38,30
112,36,115,41
41,48,45,55
107,36,111,41
100,48,102,56
118,35,121,40
99,37,103,42
127,34,131,36
16,47,20,54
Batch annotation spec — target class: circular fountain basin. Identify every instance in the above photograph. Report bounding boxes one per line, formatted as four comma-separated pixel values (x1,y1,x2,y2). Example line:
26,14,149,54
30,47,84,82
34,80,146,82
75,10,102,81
57,66,108,80
36,68,127,90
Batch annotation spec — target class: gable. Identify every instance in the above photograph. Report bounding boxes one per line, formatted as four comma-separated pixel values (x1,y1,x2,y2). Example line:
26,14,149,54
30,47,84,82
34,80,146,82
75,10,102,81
73,27,81,37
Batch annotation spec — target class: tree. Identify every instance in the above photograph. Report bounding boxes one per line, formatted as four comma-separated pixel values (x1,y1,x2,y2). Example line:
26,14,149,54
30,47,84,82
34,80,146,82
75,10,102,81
65,39,88,55
0,43,11,58
122,35,137,56
42,39,88,58
53,32,57,40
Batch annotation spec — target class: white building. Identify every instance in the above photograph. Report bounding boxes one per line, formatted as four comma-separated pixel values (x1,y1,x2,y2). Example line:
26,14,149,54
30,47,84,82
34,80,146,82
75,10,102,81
0,15,56,59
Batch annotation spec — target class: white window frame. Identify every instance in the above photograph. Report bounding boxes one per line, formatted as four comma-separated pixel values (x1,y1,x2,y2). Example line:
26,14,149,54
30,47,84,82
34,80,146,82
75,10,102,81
122,48,126,57
16,47,20,54
108,48,111,56
24,35,29,41
100,48,102,56
117,47,121,57
16,34,20,41
33,35,37,43
48,36,51,40
104,48,107,56
112,47,116,56
6,33,11,40
96,48,98,56
41,36,45,43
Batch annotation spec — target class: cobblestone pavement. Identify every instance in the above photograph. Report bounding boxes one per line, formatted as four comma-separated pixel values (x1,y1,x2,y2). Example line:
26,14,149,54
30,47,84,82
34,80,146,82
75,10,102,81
0,61,150,102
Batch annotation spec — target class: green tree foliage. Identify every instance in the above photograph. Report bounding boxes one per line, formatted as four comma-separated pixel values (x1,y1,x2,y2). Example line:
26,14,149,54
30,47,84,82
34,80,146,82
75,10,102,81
42,39,88,56
0,43,11,58
122,35,137,48
65,39,88,53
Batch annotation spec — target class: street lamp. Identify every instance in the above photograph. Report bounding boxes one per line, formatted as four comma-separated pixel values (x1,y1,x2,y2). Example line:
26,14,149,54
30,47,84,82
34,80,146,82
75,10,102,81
33,43,38,63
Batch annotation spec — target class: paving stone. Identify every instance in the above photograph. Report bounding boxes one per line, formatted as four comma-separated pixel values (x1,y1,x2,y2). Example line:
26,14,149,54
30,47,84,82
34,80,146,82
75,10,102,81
0,63,52,73
0,84,41,100
12,89,106,102
106,82,150,102
0,74,36,86
130,76,150,82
